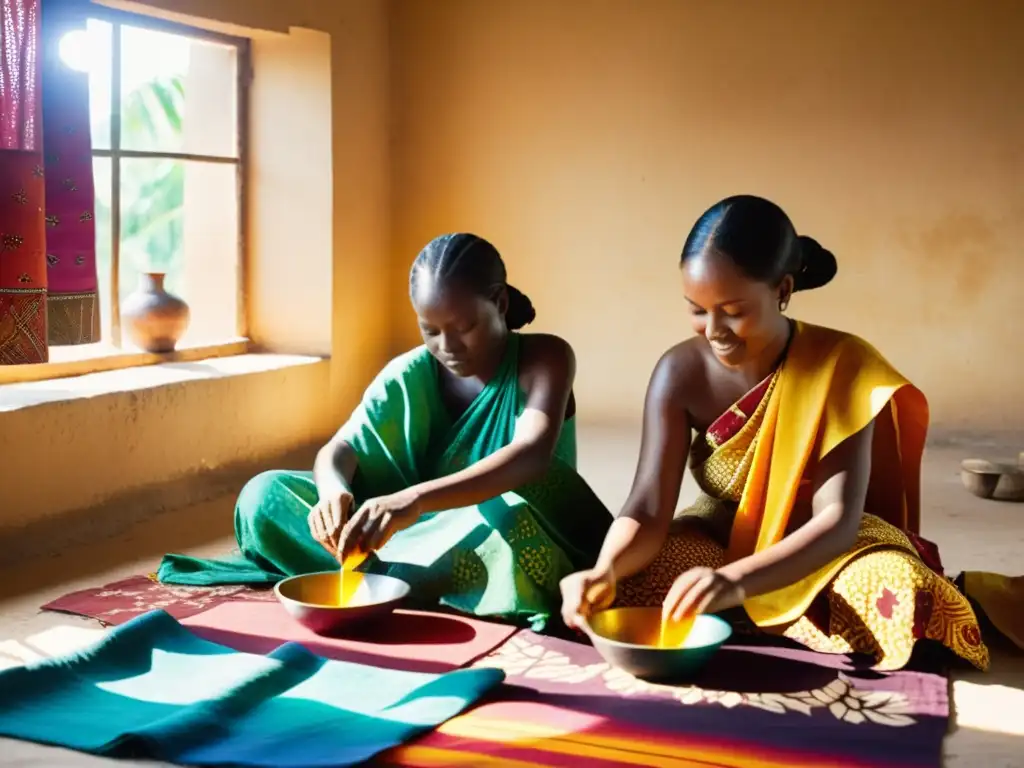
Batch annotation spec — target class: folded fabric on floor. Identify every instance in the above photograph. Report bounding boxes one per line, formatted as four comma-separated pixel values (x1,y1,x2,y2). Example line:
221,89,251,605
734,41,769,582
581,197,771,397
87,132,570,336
0,610,504,767
387,629,950,768
40,576,519,674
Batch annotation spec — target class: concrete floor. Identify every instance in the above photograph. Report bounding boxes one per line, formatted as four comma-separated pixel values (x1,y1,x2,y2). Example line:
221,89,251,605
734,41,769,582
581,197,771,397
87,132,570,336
0,426,1021,766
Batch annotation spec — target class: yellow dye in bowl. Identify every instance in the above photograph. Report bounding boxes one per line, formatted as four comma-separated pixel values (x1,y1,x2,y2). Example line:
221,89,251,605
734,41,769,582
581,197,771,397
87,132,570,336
275,571,412,636
588,608,726,650
337,550,368,607
657,615,696,649
585,608,732,681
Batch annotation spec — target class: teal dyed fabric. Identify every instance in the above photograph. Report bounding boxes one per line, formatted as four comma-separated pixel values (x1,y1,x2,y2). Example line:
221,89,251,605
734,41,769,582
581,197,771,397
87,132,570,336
0,610,503,766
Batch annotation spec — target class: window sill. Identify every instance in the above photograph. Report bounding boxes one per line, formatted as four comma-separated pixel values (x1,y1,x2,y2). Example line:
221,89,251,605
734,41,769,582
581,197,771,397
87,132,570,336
0,350,326,413
0,338,253,386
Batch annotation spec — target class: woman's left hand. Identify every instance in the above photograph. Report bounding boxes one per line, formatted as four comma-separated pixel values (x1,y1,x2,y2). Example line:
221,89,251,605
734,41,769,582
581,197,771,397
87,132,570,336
339,490,422,560
662,567,745,622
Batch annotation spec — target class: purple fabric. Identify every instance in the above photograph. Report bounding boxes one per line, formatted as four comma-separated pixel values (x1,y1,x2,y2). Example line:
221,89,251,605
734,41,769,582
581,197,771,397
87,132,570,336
475,629,950,767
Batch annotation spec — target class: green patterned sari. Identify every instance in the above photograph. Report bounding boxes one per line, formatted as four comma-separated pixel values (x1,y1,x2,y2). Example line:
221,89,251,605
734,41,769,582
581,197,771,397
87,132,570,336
158,334,611,630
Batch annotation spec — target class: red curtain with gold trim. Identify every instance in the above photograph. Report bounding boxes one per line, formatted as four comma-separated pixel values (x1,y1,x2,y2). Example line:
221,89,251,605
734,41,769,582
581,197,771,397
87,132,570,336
0,0,98,364
0,0,47,363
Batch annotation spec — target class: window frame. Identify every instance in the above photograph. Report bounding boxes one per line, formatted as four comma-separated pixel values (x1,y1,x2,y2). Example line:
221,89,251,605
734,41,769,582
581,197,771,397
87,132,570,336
81,4,252,348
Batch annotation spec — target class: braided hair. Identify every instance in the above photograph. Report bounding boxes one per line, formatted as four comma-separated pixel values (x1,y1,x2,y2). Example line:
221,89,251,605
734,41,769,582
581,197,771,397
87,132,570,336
410,233,536,330
681,195,837,292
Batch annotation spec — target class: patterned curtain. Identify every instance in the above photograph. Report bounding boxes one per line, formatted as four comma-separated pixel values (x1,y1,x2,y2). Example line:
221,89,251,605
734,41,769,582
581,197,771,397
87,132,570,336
0,0,46,363
0,0,98,364
41,0,98,346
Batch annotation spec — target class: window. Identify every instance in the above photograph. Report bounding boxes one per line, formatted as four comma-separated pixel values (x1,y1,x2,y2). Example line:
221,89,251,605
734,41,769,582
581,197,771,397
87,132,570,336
58,8,250,349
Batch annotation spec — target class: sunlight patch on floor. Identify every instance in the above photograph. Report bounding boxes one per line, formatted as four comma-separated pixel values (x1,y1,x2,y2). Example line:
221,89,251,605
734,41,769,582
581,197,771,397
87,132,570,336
0,624,107,670
952,680,1024,736
0,639,45,670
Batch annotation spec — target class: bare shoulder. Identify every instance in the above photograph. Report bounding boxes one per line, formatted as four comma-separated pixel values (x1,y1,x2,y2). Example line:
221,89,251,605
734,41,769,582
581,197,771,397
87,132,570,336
518,333,576,379
648,337,707,403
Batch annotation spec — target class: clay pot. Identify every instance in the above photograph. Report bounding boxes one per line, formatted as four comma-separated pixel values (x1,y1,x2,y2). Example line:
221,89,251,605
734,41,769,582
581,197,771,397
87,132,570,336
121,272,190,353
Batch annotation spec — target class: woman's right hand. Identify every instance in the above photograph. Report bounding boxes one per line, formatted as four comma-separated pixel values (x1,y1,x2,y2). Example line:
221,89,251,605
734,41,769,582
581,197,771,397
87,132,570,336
559,568,616,630
307,489,354,559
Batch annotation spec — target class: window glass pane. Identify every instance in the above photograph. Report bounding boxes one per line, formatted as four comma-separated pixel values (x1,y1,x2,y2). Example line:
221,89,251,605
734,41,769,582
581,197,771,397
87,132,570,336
92,157,113,341
119,158,238,344
119,25,238,157
56,19,112,150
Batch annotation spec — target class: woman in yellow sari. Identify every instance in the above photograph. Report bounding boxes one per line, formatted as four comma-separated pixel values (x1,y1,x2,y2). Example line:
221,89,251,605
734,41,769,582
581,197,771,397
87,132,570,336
560,195,1020,671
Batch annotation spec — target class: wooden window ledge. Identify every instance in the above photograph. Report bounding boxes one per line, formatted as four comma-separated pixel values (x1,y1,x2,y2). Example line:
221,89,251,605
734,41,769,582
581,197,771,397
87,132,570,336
0,348,324,413
0,339,254,387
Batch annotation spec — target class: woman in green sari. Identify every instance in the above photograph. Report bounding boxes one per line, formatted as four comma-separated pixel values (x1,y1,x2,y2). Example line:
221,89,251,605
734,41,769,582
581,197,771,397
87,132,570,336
159,234,611,630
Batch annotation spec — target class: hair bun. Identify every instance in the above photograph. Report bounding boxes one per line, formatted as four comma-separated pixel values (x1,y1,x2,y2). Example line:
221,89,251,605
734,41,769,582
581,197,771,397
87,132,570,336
504,284,536,330
793,236,837,292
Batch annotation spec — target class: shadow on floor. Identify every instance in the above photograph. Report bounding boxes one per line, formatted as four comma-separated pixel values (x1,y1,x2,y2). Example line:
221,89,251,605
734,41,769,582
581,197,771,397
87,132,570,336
0,445,319,600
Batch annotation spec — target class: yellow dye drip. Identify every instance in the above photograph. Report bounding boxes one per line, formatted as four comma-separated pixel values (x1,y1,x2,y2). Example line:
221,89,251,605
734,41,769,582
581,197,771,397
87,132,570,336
657,615,695,649
337,550,368,607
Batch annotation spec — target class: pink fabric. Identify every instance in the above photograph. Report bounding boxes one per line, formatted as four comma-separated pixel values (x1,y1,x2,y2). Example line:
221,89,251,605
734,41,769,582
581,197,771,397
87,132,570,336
41,576,519,674
42,575,278,624
41,21,97,295
0,0,46,363
181,602,519,675
1,0,98,358
0,0,40,150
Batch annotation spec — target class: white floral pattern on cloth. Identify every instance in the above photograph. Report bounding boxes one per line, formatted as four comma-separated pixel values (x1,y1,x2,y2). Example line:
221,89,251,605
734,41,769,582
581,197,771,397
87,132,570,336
78,579,274,623
475,635,916,727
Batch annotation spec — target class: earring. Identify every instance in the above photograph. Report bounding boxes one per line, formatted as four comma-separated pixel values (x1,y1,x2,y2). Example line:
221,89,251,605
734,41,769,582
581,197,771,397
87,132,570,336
779,297,790,312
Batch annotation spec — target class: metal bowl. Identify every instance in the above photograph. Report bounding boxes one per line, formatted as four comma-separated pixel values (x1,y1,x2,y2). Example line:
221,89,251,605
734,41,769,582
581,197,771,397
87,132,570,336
274,570,411,636
960,459,1024,501
583,607,732,682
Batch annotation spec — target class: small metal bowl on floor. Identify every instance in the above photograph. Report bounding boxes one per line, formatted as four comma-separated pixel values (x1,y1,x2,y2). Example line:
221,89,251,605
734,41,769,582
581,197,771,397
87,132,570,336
274,571,411,636
960,459,1024,501
583,607,732,682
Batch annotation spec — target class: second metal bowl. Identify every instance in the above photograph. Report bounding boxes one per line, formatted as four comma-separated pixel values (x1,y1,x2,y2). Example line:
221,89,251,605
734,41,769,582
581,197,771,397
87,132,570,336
583,607,732,682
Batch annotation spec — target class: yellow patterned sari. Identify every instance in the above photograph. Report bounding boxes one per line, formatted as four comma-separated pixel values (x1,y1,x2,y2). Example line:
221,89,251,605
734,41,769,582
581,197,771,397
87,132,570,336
617,322,1018,671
